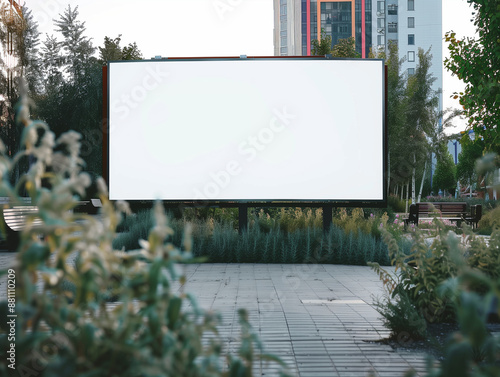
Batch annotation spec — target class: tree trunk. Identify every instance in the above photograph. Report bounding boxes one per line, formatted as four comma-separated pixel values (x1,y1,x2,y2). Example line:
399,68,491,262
411,153,416,204
387,152,391,197
417,159,427,203
400,184,404,201
405,181,410,213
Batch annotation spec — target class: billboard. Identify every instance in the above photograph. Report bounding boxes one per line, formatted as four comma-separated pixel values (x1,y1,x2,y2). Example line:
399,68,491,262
107,57,385,204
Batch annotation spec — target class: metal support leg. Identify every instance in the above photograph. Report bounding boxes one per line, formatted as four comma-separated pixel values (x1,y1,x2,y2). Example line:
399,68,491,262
238,203,248,234
323,204,333,233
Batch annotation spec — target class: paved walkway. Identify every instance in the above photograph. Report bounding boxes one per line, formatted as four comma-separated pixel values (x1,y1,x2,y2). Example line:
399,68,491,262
175,263,427,376
0,251,429,376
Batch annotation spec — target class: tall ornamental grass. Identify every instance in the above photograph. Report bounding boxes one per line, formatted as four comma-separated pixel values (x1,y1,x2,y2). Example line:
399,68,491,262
114,214,399,266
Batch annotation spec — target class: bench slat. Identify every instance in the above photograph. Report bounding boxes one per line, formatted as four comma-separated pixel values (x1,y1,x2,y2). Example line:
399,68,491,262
404,202,474,229
3,206,42,231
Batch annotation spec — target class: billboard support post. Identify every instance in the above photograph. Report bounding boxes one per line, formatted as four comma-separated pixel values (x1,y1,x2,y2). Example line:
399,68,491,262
238,203,248,234
323,204,333,233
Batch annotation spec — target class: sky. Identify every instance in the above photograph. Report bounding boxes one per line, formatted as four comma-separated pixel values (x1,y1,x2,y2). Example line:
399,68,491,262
26,0,477,133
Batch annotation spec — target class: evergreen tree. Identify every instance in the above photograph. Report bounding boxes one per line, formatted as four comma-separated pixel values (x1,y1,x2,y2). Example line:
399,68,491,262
41,34,64,93
99,35,143,64
19,6,42,98
99,35,122,62
53,5,96,83
122,41,142,61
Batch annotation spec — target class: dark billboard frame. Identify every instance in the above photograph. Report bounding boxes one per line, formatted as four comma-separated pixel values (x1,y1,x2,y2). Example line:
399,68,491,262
103,56,387,229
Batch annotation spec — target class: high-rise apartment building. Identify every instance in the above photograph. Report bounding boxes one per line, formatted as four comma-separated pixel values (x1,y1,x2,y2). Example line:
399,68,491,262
273,0,442,108
274,0,373,58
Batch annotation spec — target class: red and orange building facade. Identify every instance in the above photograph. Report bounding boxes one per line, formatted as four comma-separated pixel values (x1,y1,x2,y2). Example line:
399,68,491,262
274,0,372,58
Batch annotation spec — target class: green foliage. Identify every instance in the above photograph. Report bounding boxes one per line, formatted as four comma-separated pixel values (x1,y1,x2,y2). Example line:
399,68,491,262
477,206,500,235
113,209,395,266
310,28,332,55
444,0,500,153
333,208,372,237
418,229,500,376
330,36,360,58
387,44,440,202
0,4,40,161
98,34,143,63
467,230,500,280
311,30,359,58
53,5,96,83
433,142,457,195
115,209,155,248
373,290,427,340
0,93,292,377
254,207,323,233
40,34,64,93
385,40,415,194
5,4,145,178
372,224,460,325
456,136,484,186
388,195,406,213
371,200,500,374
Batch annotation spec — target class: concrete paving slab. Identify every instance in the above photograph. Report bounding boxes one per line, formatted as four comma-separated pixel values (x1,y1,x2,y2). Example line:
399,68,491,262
0,253,431,376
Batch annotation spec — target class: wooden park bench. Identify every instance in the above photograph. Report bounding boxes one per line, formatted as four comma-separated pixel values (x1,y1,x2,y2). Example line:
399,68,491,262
1,197,102,251
404,202,482,229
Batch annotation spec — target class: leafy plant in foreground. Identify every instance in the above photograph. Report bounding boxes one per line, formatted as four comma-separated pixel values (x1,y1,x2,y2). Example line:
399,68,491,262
0,91,292,377
405,228,500,377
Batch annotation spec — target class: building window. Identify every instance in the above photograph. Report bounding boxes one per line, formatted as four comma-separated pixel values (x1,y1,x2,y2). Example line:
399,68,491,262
388,22,398,33
388,4,397,15
408,68,415,75
408,34,415,45
377,18,385,28
377,35,385,46
408,0,414,11
408,51,415,62
408,17,415,28
377,1,385,12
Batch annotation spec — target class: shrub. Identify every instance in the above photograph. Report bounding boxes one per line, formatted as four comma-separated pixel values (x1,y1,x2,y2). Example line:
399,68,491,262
370,222,463,327
477,206,500,235
0,92,292,377
373,290,427,340
371,195,500,370
387,194,406,213
411,225,500,376
113,210,395,266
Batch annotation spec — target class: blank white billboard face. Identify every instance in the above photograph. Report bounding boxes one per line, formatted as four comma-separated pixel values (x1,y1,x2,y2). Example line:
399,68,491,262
108,59,385,202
